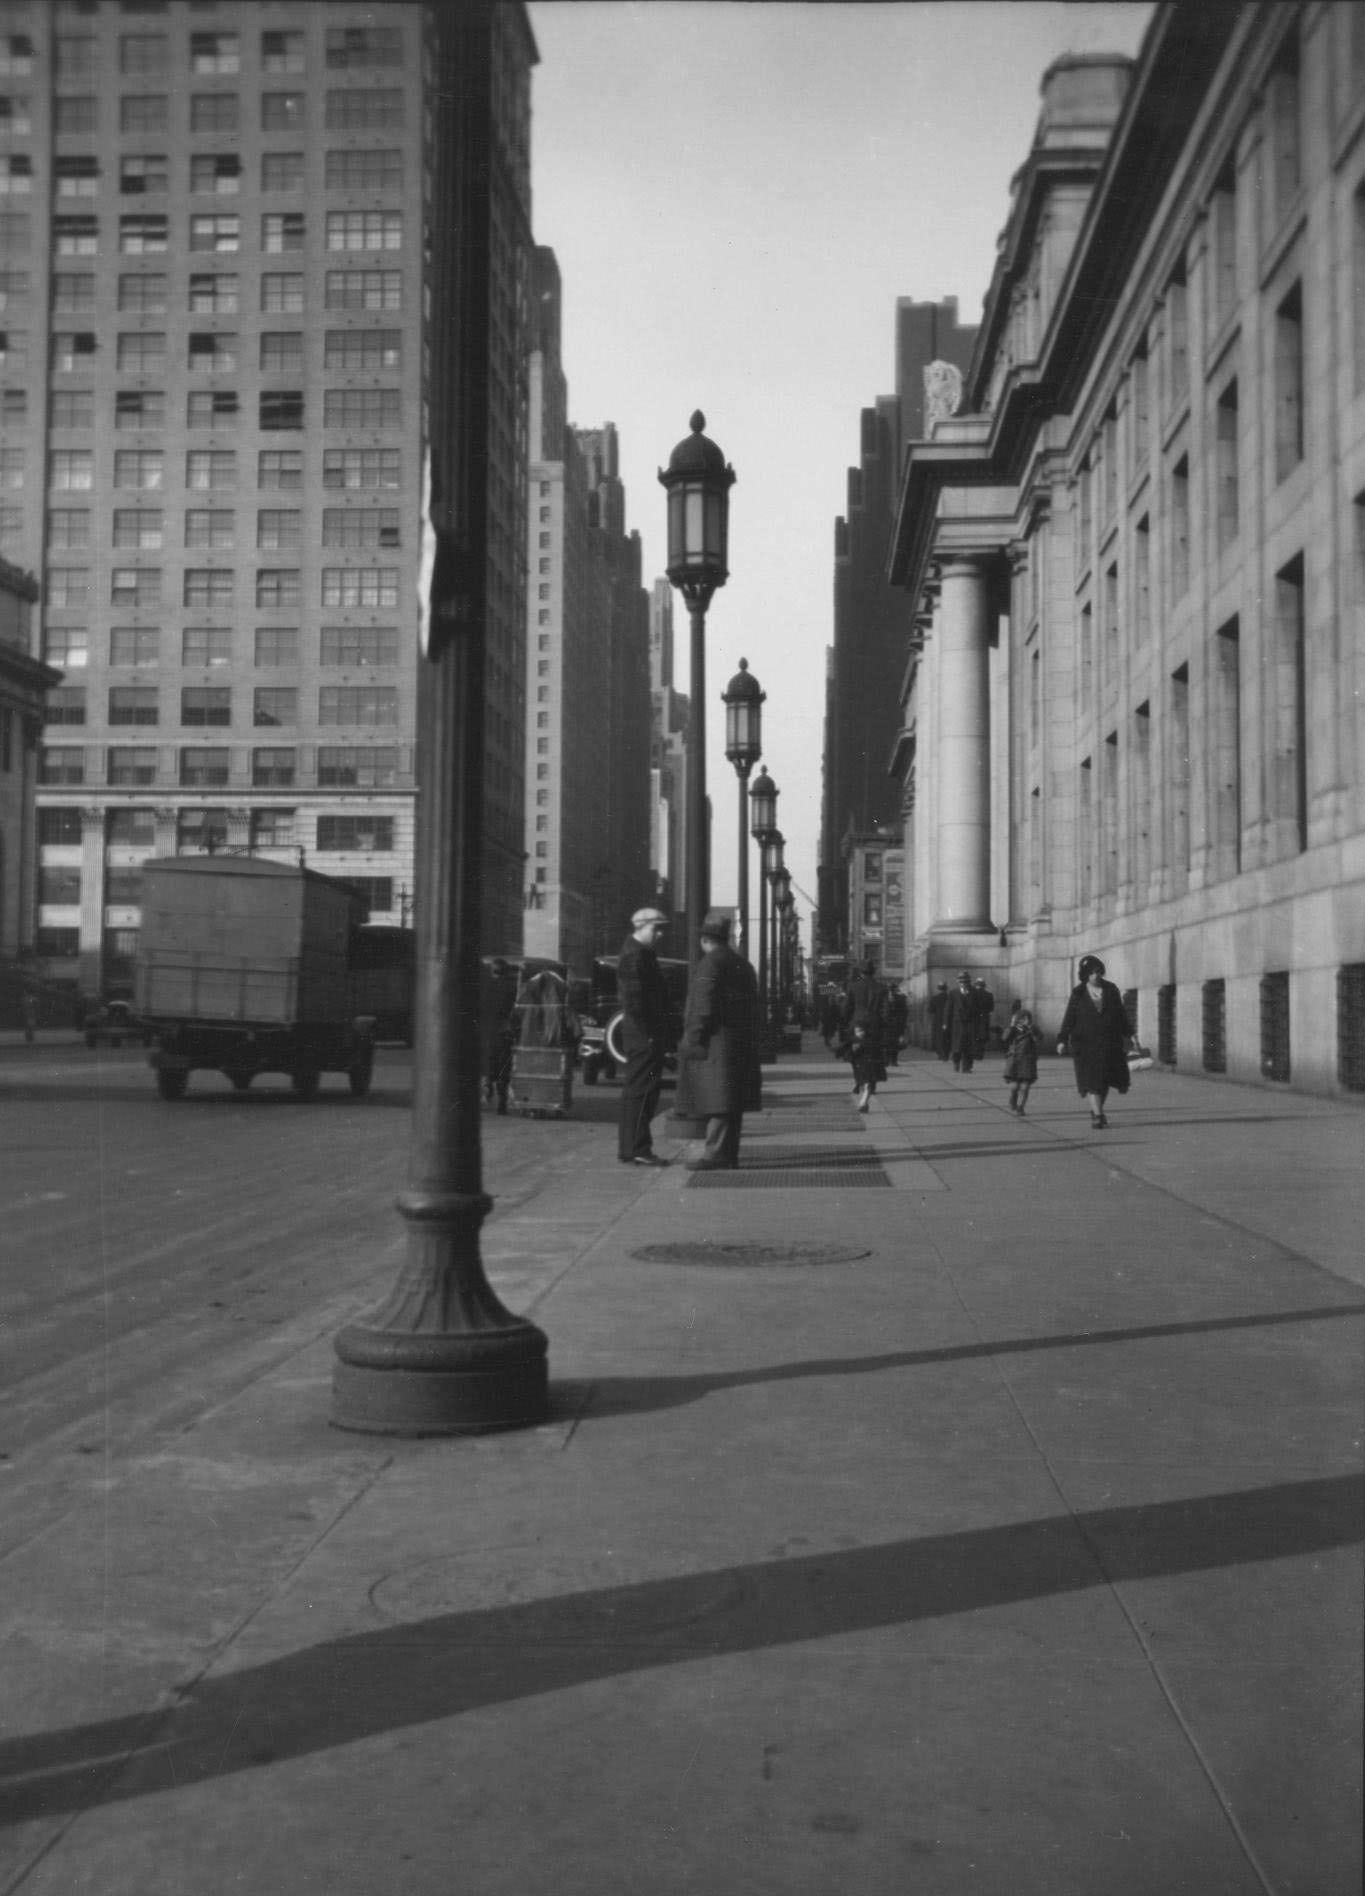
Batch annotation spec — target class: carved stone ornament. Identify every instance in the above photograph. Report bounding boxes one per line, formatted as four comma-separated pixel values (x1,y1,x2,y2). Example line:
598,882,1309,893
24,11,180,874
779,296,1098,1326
923,360,964,428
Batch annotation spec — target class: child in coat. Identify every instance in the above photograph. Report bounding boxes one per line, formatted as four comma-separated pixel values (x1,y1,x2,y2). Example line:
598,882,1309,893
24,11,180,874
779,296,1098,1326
1001,1007,1042,1115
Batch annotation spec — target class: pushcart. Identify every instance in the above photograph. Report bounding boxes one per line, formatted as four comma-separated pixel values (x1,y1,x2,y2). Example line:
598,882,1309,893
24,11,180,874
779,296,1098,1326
509,967,576,1117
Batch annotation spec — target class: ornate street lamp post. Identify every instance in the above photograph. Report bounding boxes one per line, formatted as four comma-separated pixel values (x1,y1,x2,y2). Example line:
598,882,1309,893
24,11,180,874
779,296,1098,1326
331,2,546,1435
750,771,777,1061
772,866,792,1031
762,830,785,1057
722,659,764,960
659,413,736,952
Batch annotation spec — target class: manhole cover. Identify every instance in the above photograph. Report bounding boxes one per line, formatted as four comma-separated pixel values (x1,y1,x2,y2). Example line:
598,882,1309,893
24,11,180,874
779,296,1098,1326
629,1240,873,1267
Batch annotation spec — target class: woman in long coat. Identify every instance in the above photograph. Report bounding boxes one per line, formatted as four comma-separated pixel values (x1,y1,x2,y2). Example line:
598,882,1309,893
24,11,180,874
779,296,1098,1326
840,960,887,1112
1056,954,1133,1129
675,912,763,1169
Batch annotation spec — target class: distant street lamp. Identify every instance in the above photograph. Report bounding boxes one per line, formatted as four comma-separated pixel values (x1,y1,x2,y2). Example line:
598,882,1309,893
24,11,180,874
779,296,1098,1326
762,829,785,1056
722,658,764,960
659,413,736,951
750,770,778,1060
772,866,792,1028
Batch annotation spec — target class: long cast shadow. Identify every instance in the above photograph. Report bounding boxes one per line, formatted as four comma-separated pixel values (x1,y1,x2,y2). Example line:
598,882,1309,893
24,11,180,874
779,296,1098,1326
559,1301,1365,1421
1,1471,1359,1826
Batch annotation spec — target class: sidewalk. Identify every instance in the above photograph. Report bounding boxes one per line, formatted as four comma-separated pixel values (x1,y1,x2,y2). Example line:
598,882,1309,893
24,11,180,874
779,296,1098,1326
2,1048,1361,1894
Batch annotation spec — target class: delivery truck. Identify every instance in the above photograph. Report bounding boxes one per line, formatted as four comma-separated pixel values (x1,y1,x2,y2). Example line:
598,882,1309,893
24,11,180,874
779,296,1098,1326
134,856,376,1101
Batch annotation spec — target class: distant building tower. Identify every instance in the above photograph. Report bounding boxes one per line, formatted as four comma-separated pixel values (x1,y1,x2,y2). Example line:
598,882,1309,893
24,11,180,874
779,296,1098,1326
649,580,688,918
0,1,537,996
0,558,60,972
819,297,977,962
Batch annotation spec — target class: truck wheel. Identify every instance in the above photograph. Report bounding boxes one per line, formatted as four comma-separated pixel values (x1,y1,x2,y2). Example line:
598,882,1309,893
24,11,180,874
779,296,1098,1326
291,1067,321,1102
348,1053,374,1098
156,1068,188,1101
226,1069,253,1093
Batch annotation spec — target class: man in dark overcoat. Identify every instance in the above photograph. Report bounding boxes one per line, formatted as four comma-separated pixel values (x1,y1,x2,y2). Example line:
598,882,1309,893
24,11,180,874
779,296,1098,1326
676,910,762,1171
943,970,979,1072
616,906,671,1166
928,982,950,1058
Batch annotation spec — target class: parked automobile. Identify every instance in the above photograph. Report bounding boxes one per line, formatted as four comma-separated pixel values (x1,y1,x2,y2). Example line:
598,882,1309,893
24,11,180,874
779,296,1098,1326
577,954,688,1085
83,999,147,1049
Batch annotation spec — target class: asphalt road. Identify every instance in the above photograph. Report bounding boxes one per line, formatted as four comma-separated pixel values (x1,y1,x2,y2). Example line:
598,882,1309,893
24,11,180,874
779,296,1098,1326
0,1042,628,1562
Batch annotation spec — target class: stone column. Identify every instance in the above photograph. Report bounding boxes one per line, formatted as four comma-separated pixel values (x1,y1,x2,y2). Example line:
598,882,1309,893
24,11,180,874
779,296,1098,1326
931,555,995,933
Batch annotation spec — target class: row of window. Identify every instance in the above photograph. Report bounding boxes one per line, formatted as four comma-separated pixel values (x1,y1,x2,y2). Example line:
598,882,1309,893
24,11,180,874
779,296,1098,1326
34,209,403,254
0,269,405,314
0,149,405,195
38,876,398,954
40,745,405,789
36,330,403,373
26,394,403,473
46,685,401,728
39,814,397,884
43,625,400,669
39,805,399,854
2,28,402,80
0,86,409,136
44,509,403,560
40,565,402,614
5,450,399,502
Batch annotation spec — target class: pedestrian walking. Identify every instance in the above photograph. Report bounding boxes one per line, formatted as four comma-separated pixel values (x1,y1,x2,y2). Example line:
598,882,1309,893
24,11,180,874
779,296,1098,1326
840,958,888,1112
1056,954,1133,1129
928,982,950,1059
21,990,37,1044
480,957,517,1114
885,983,909,1065
943,970,979,1072
973,978,995,1058
616,906,671,1166
1001,1007,1042,1114
676,910,762,1170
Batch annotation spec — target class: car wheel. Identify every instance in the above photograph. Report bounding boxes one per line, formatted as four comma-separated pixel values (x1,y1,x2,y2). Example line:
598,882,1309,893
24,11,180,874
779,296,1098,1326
291,1067,321,1102
156,1068,188,1101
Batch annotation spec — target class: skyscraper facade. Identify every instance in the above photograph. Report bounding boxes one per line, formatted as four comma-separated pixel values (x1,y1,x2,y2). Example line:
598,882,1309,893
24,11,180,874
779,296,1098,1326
0,0,536,996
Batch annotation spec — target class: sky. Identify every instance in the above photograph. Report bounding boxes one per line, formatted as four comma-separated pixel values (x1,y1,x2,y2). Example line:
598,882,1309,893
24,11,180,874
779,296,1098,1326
526,0,1153,951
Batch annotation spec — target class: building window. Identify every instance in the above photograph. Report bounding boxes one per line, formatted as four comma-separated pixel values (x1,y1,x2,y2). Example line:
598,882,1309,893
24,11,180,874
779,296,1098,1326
1169,662,1190,882
323,448,400,490
254,627,298,667
109,568,161,609
325,28,403,69
1215,377,1239,552
256,509,300,551
258,451,303,491
261,31,305,74
176,806,230,849
52,155,96,198
182,569,233,609
120,153,168,196
45,567,89,609
316,816,395,852
187,330,237,372
119,213,168,254
189,214,239,254
260,390,304,431
116,331,165,372
253,687,297,728
188,277,238,323
1273,282,1304,482
321,568,398,609
187,391,239,429
325,148,403,191
259,331,304,373
181,687,231,729
323,388,400,428
1266,29,1302,227
118,272,167,313
122,94,169,134
190,93,238,134
184,510,234,551
261,152,305,193
1201,978,1227,1074
45,687,86,727
325,269,402,312
40,746,85,786
251,747,296,788
114,449,164,491
1272,555,1307,855
262,212,305,254
190,153,240,196
322,508,400,549
39,865,82,906
110,627,160,667
1337,965,1365,1092
48,509,90,551
1169,457,1189,602
1212,617,1241,879
323,329,401,371
182,627,233,668
53,216,98,255
319,685,398,726
261,273,304,315
190,33,240,76
112,508,163,550
256,570,301,609
334,878,394,919
49,388,94,427
186,450,235,491
0,266,32,309
106,808,157,850
317,746,399,788
39,808,84,846
324,89,403,130
1259,971,1291,1082
104,868,144,908
1209,163,1237,333
115,390,166,431
261,91,304,132
107,746,156,787
251,807,296,848
321,626,399,667
325,210,401,252
108,686,159,727
1134,515,1151,644
119,32,168,76
52,272,94,316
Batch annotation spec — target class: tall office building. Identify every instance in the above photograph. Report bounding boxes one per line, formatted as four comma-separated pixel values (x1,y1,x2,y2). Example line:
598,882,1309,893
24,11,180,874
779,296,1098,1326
648,576,688,918
819,297,976,954
0,0,536,996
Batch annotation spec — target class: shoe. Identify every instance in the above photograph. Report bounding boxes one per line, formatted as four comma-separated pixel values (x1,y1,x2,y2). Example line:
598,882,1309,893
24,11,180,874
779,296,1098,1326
685,1156,732,1171
631,1152,667,1167
856,1086,871,1113
1097,1113,1109,1128
1090,1113,1103,1128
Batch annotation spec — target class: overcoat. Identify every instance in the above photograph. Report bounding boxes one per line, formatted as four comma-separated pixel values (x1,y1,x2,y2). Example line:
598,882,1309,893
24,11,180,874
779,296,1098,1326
674,943,762,1118
1001,1021,1042,1083
1057,978,1132,1096
943,983,978,1059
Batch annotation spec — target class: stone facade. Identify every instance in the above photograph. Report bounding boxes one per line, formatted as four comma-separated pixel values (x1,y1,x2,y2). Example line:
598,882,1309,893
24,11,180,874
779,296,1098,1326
888,6,1365,1096
0,557,59,965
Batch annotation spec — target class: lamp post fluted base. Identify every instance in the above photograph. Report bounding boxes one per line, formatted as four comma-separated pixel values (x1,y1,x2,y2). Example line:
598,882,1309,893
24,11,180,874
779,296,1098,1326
331,1187,548,1436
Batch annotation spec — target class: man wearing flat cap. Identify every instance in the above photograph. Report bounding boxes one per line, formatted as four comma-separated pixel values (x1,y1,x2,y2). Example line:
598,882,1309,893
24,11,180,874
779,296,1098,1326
617,906,671,1166
676,910,762,1171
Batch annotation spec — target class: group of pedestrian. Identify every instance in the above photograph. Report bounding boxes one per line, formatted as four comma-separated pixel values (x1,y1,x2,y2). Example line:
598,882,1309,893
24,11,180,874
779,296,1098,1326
929,972,996,1070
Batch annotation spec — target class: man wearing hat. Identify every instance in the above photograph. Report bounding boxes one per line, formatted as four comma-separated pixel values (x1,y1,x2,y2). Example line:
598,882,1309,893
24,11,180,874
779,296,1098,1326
675,910,762,1171
943,970,980,1073
617,906,671,1166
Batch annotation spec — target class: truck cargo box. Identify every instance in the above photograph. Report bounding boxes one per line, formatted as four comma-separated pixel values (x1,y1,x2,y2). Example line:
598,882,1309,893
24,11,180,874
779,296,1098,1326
134,856,365,1027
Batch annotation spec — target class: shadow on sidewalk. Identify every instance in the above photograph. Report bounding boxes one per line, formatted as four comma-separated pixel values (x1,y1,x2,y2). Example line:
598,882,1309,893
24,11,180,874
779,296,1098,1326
2,1471,1359,1827
553,1301,1365,1422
